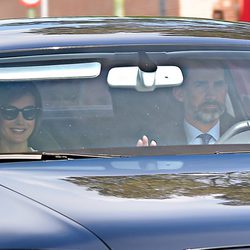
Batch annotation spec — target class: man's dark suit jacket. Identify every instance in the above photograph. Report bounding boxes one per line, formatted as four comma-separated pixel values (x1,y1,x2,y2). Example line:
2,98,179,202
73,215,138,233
156,112,236,146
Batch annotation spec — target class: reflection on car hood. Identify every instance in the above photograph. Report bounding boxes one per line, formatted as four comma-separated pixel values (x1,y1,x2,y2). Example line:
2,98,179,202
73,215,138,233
1,17,250,52
1,153,250,250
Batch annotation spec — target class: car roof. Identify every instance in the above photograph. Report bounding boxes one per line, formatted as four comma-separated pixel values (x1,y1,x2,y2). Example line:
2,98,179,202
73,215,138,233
1,17,250,53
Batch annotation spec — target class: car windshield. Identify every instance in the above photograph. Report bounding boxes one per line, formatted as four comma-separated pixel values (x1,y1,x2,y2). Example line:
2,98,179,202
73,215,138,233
0,51,249,154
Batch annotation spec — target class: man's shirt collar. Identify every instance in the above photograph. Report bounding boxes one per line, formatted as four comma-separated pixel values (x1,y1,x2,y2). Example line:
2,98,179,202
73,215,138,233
184,120,220,144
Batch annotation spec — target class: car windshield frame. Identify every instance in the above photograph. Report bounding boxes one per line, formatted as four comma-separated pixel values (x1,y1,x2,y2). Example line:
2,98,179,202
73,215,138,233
0,49,250,155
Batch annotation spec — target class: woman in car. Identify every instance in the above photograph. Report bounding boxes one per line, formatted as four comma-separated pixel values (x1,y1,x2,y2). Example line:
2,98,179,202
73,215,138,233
0,82,42,153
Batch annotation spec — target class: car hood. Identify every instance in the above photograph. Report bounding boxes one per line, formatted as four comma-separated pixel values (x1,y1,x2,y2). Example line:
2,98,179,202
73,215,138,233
1,153,250,250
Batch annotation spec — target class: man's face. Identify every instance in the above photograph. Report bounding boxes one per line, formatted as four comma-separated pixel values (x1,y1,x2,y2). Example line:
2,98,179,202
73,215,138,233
179,67,228,124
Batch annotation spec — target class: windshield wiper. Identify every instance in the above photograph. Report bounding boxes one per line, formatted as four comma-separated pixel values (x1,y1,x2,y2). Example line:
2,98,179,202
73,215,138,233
0,151,119,163
41,151,119,160
2,144,250,163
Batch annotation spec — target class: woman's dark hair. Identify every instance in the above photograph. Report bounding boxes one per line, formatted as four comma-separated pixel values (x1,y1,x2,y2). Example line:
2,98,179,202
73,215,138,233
0,82,42,109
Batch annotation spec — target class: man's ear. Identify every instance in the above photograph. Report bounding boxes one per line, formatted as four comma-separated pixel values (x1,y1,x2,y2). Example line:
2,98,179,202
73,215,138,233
173,87,184,102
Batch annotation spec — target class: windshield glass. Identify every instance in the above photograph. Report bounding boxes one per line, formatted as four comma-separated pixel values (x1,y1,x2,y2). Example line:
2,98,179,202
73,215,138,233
0,51,249,153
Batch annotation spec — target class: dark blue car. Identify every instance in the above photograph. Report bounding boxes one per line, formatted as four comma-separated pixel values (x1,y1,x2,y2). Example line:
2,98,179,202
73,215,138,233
0,17,250,250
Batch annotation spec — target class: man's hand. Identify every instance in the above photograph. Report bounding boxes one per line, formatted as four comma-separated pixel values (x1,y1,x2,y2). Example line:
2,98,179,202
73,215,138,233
136,135,157,147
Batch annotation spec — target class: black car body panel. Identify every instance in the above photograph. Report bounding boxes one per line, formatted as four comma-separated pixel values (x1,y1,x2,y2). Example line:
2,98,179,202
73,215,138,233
0,184,109,249
1,17,250,54
1,17,250,250
1,153,250,249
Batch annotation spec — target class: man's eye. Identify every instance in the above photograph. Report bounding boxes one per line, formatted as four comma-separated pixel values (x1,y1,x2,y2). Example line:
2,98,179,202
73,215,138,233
214,80,225,87
194,81,207,87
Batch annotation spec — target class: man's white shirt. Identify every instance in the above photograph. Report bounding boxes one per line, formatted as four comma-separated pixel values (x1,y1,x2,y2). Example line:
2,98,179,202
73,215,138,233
184,120,220,144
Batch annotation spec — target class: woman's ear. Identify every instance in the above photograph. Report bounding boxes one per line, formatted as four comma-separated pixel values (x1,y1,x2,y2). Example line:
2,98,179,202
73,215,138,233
172,86,184,102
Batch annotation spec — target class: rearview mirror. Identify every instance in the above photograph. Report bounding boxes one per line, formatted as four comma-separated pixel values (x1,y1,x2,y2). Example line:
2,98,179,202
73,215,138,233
107,66,183,91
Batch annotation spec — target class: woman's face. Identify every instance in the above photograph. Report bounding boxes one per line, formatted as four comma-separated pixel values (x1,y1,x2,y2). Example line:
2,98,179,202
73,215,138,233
0,94,36,145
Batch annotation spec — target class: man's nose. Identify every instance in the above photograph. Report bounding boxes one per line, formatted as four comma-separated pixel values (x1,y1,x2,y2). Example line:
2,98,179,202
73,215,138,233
205,82,216,98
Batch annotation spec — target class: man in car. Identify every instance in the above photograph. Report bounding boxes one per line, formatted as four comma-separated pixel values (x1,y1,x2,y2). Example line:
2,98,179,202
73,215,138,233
137,61,235,146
